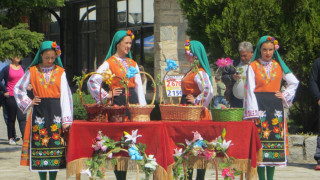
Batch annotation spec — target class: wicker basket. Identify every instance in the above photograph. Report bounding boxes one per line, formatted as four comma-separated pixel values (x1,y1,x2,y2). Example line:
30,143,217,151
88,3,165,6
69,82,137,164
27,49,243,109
79,72,108,122
211,108,244,122
159,68,204,121
128,72,156,122
104,105,127,122
160,104,203,121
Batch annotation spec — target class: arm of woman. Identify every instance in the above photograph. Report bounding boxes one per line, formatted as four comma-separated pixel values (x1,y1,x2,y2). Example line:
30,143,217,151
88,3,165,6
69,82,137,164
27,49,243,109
281,72,299,108
243,65,259,119
194,71,214,107
87,61,110,103
13,70,33,114
134,64,147,105
60,72,73,132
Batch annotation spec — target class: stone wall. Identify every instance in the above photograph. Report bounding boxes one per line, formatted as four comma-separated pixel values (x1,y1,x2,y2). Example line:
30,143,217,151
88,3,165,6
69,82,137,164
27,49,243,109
154,0,189,85
288,135,317,163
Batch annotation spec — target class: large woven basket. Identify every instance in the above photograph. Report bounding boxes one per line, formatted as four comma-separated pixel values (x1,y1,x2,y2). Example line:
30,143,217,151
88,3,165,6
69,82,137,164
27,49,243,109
128,72,156,122
211,108,244,122
79,72,107,122
160,104,203,121
159,68,204,121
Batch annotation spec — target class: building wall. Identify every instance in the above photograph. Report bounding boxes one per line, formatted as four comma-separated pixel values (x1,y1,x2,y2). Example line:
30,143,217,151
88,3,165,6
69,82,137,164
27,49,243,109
154,0,189,97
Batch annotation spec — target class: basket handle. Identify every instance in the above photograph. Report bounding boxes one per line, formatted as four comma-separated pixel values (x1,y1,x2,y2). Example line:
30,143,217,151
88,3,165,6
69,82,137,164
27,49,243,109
127,71,156,105
79,72,105,106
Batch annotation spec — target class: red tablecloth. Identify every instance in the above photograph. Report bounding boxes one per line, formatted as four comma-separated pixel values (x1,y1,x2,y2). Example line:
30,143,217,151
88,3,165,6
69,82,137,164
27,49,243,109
66,120,261,180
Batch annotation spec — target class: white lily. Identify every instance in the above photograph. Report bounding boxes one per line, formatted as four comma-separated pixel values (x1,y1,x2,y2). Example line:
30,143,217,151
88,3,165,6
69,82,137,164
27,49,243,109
80,168,92,178
218,139,232,151
124,129,142,144
185,139,191,146
208,137,218,146
173,148,183,157
145,155,158,171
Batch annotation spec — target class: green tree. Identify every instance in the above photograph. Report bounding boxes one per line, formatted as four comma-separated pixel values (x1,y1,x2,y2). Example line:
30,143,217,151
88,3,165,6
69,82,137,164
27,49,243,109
0,0,66,28
178,0,320,132
0,23,44,60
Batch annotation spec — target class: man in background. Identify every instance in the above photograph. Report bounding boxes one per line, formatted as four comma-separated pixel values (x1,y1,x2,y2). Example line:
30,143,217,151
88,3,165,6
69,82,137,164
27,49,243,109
221,41,253,108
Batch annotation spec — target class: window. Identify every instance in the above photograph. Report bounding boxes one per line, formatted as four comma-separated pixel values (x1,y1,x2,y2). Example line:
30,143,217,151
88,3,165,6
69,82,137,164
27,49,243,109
78,2,96,72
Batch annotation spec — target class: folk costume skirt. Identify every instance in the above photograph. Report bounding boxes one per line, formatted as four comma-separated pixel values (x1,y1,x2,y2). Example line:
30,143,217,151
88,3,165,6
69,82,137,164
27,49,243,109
21,98,66,171
255,92,286,166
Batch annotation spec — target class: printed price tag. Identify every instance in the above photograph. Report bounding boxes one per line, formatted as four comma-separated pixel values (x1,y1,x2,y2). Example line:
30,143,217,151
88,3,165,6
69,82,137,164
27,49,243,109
164,75,183,97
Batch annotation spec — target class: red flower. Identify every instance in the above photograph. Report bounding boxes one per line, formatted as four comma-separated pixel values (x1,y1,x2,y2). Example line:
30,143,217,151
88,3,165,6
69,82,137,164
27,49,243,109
40,128,48,135
33,134,40,141
36,160,41,166
279,122,283,128
262,122,269,128
186,39,190,43
267,36,272,41
52,41,57,48
273,127,280,133
257,127,262,133
52,133,60,140
127,29,132,35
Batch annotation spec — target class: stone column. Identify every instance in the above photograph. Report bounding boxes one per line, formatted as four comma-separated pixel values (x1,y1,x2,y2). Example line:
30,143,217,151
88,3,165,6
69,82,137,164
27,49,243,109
96,0,113,69
154,0,189,98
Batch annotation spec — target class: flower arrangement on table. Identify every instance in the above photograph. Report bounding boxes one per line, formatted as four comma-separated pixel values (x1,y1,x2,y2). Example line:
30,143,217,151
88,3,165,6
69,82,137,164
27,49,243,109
82,129,158,180
172,128,241,180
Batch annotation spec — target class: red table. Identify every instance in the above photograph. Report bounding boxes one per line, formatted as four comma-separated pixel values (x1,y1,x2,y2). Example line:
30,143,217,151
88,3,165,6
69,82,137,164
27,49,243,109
66,120,261,180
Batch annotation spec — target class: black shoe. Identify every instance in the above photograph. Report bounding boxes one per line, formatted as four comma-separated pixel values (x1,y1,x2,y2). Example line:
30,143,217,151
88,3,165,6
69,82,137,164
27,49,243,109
14,137,20,142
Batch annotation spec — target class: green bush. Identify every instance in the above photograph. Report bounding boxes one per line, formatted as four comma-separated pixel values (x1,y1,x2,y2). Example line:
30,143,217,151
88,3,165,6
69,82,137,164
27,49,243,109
73,92,95,120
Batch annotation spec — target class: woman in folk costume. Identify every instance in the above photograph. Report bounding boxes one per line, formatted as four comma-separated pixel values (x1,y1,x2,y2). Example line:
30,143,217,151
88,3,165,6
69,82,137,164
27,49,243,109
243,36,299,180
14,41,73,180
182,40,214,180
87,30,146,180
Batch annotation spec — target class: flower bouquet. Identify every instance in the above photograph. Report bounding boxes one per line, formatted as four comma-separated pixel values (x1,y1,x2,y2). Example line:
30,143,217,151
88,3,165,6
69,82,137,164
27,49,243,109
81,129,158,180
172,129,241,180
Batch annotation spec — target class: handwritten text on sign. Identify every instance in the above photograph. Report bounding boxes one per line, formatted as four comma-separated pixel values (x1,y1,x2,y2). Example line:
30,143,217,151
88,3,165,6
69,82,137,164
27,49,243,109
164,75,183,97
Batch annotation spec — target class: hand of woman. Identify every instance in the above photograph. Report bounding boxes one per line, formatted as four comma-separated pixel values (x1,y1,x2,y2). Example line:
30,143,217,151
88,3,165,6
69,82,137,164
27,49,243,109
275,91,285,101
249,118,260,124
186,94,195,104
27,84,33,91
4,92,9,98
62,124,71,133
32,96,41,106
106,87,122,99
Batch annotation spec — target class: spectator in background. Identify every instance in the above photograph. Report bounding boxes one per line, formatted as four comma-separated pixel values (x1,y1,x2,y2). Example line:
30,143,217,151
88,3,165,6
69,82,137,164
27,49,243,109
222,41,253,108
0,59,12,139
214,76,228,108
0,57,27,145
309,57,320,170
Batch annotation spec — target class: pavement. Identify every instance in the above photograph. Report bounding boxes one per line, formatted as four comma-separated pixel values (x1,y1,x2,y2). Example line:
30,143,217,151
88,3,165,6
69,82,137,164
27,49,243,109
0,108,320,179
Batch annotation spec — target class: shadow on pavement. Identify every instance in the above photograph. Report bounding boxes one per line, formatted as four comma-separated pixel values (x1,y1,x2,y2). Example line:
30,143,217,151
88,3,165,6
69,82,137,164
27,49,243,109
288,162,316,170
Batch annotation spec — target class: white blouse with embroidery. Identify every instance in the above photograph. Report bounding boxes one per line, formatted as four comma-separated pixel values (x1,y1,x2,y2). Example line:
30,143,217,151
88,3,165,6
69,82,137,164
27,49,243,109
191,71,214,108
87,57,146,105
243,59,299,119
13,66,73,125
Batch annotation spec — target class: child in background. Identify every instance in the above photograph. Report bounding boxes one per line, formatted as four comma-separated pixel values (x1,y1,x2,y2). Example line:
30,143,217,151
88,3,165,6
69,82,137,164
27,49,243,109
214,76,229,108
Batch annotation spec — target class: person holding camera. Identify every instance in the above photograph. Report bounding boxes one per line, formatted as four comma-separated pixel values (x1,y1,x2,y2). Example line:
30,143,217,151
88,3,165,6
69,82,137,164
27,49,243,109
221,41,253,108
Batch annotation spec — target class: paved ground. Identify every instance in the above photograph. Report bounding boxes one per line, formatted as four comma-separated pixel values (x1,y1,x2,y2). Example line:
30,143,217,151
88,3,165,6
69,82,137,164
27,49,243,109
0,108,319,179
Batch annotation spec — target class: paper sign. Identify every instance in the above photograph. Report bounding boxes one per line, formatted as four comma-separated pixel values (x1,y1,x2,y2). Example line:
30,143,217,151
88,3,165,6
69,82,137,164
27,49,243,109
164,75,183,97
